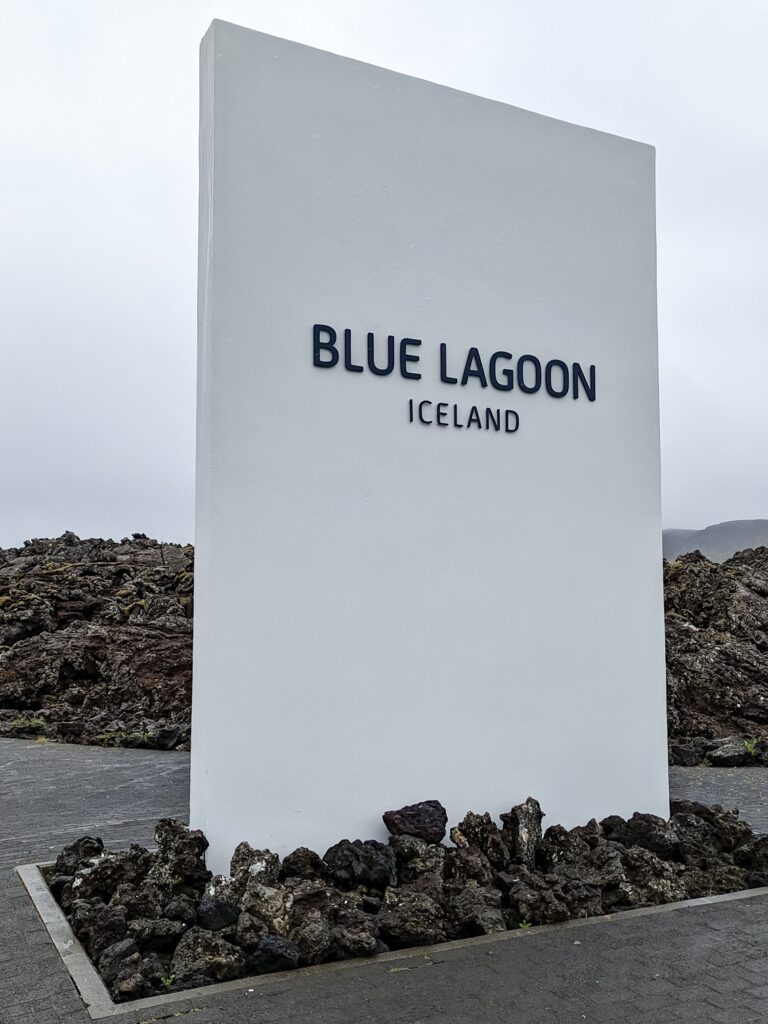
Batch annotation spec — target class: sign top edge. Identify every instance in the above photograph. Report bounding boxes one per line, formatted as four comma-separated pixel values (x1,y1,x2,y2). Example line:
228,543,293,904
202,18,655,154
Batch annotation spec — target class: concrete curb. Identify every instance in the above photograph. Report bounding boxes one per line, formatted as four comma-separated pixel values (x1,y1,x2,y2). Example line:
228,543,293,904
16,861,768,1019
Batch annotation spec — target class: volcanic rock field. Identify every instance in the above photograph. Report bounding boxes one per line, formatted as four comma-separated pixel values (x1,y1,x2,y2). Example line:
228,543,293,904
2,533,768,764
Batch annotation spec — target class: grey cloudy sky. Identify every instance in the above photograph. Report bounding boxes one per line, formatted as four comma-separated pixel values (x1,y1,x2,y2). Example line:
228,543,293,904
1,0,766,547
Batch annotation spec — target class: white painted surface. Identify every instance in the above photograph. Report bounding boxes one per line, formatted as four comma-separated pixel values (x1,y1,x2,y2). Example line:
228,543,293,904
192,20,667,872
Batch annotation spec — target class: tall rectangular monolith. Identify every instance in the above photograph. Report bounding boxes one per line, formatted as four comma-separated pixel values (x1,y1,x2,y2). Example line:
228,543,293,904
193,20,667,872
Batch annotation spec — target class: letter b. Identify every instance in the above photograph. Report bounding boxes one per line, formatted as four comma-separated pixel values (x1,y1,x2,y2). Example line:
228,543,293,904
313,324,339,367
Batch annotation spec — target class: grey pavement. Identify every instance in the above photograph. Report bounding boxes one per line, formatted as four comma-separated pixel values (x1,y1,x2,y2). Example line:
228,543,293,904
2,738,768,1023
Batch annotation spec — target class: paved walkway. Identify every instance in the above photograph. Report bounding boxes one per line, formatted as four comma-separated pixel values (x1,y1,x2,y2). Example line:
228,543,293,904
3,739,768,1023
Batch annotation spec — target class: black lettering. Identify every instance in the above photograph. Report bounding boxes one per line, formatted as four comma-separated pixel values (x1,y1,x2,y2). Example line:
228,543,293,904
517,354,541,394
440,343,458,384
313,324,338,367
461,348,488,388
573,363,596,401
400,338,422,380
489,351,514,391
545,359,570,398
485,407,500,431
367,333,395,375
436,402,448,426
467,405,482,428
418,400,432,424
505,410,520,433
408,398,414,422
452,404,463,428
343,329,363,372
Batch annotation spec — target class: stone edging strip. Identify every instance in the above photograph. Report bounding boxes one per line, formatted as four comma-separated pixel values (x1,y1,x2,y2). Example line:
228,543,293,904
16,861,768,1020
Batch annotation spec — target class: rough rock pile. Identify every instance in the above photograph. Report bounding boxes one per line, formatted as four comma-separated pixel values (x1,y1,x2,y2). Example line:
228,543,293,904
666,549,768,765
0,533,192,749
48,796,768,1002
4,533,768,762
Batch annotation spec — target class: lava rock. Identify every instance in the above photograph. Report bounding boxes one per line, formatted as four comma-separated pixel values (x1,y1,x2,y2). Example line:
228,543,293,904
382,800,448,843
49,875,75,910
248,934,303,974
171,927,246,984
670,813,731,867
568,819,606,850
234,911,268,952
148,819,211,897
323,839,397,892
664,550,768,752
620,847,686,906
389,834,445,893
163,894,198,926
109,882,163,920
197,893,240,931
289,909,333,963
8,535,768,759
127,917,186,952
71,846,152,903
448,883,506,937
240,881,291,934
444,843,495,889
377,885,447,948
0,534,193,751
537,825,592,873
708,737,752,767
605,813,682,862
550,840,626,893
500,866,571,927
669,740,707,767
280,847,328,882
70,898,128,961
230,842,281,885
331,904,379,958
147,725,184,751
682,862,749,899
112,953,153,1001
500,797,544,868
734,835,768,882
97,938,139,986
670,800,752,852
52,836,104,877
451,812,510,871
49,787,768,1006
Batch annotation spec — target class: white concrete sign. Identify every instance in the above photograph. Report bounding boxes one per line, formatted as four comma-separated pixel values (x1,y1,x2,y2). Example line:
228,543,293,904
193,20,668,872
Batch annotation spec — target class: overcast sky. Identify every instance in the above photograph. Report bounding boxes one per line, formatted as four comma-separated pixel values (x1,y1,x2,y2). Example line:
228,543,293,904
1,0,766,547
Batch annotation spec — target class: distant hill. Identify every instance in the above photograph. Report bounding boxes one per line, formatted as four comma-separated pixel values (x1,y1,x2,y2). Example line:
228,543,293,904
663,520,768,562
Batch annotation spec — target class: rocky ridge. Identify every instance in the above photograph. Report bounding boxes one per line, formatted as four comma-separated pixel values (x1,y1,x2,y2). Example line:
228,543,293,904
4,534,768,762
0,532,192,749
666,548,768,765
48,796,768,1003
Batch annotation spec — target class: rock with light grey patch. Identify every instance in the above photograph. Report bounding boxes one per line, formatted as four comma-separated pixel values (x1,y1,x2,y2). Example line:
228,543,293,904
501,797,544,868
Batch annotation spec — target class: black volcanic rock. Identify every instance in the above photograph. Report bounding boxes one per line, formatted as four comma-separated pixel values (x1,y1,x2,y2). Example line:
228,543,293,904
280,847,328,882
196,893,239,931
171,926,246,984
501,798,544,868
323,839,397,892
5,534,768,762
70,898,128,962
0,532,192,749
665,549,768,759
50,794,768,1005
52,835,104,877
377,885,447,948
383,800,448,843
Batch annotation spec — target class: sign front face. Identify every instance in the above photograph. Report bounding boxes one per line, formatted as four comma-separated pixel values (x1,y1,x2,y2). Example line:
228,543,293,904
193,20,667,871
